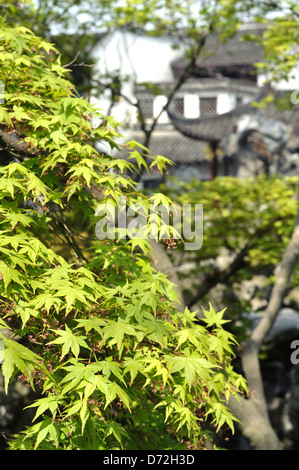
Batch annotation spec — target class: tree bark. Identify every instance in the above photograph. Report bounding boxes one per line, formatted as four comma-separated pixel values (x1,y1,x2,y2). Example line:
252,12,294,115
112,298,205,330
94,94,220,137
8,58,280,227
228,394,282,450
228,207,299,449
148,240,186,312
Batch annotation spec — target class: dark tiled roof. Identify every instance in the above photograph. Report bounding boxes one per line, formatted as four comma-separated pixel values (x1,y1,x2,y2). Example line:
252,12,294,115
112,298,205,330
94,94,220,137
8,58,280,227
171,25,266,75
201,28,265,67
177,77,260,95
167,78,262,144
168,114,235,143
124,94,299,165
167,99,256,143
130,126,208,164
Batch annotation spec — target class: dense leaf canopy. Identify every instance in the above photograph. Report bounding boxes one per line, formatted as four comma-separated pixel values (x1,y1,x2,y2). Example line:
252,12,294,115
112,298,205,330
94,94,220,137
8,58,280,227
0,20,248,450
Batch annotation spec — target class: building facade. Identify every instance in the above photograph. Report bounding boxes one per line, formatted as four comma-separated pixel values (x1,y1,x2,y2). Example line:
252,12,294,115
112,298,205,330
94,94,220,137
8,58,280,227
90,25,299,185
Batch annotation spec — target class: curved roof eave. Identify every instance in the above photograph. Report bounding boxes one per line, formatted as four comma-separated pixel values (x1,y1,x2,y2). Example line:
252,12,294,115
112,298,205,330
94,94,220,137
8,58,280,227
167,94,263,143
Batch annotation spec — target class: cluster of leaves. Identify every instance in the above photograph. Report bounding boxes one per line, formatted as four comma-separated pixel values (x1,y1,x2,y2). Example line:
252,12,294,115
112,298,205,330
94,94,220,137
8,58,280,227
164,175,298,263
109,0,241,40
247,1,299,84
159,175,298,318
0,20,247,450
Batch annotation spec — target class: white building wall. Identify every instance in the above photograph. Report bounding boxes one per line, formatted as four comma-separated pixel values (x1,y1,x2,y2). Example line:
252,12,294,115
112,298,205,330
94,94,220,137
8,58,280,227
184,94,200,118
90,30,184,124
257,65,299,91
217,92,235,114
153,95,169,123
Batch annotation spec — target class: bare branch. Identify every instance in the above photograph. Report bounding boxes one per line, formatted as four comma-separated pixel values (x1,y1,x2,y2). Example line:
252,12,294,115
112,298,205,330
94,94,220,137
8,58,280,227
252,208,299,347
227,392,282,449
239,205,299,419
0,128,36,157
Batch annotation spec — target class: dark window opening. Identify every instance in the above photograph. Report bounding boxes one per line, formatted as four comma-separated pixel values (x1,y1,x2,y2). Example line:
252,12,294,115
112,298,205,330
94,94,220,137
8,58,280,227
173,97,184,115
199,97,217,116
139,97,154,119
143,178,162,189
236,96,243,107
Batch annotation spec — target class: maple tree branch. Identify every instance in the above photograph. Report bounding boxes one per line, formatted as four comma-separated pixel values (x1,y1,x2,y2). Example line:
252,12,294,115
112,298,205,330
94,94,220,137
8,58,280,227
240,207,299,406
187,215,291,309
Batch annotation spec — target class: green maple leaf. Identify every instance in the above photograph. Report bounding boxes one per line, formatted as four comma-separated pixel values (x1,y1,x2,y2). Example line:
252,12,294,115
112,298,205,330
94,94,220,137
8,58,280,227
104,421,129,445
167,352,217,389
1,338,41,392
139,290,157,314
26,396,63,422
123,355,144,384
102,319,145,350
105,382,131,411
201,304,230,328
50,325,90,358
143,318,174,347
